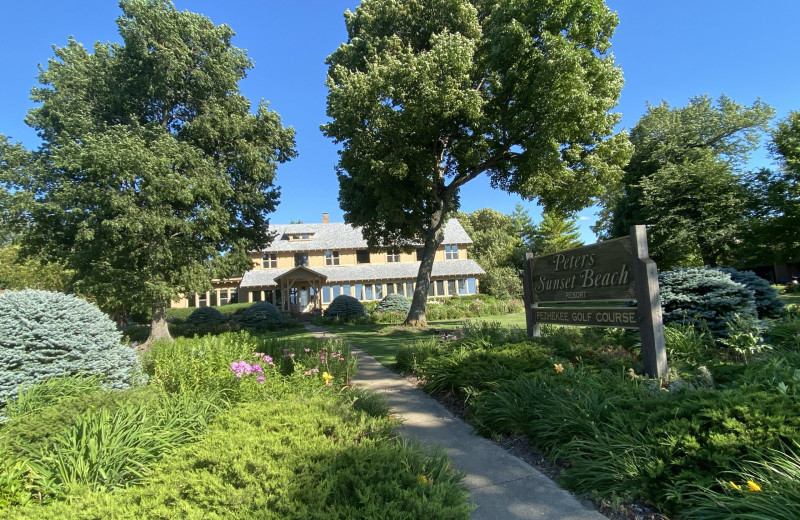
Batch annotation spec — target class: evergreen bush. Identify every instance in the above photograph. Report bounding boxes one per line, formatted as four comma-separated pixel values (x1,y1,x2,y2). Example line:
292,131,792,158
715,267,785,319
184,306,225,326
0,290,140,408
235,301,283,329
324,295,366,321
658,268,758,337
374,293,411,314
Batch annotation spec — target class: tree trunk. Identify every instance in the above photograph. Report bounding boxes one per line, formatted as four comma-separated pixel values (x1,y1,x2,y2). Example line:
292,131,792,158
144,301,173,347
404,208,447,327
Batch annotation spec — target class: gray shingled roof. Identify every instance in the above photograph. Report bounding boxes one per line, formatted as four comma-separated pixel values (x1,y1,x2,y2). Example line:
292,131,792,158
261,218,472,253
240,259,485,289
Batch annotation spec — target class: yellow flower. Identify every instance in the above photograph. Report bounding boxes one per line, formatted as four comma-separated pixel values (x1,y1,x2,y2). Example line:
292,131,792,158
747,480,762,492
628,368,639,380
322,372,334,385
418,475,428,484
554,363,564,373
729,481,742,491
387,414,393,421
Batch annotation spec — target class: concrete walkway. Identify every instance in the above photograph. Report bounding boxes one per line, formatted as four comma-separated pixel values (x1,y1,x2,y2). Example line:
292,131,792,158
302,323,606,520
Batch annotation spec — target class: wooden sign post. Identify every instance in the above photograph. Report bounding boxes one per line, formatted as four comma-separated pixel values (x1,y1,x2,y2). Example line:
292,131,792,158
523,225,667,378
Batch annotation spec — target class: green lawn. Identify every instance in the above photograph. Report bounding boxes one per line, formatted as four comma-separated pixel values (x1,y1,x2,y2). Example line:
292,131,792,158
780,292,800,306
326,312,527,366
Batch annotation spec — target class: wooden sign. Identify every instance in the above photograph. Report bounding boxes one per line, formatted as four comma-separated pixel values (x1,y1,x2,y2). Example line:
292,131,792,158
523,225,667,378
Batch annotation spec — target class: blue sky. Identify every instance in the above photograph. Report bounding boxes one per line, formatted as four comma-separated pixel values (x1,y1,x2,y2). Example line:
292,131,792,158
1,1,798,243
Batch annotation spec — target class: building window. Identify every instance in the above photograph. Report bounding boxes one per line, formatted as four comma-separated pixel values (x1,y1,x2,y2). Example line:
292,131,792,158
387,251,401,263
322,286,331,304
219,289,229,306
416,248,425,261
387,283,395,295
294,253,308,267
445,245,459,260
198,293,208,307
405,281,414,297
333,285,341,298
262,253,277,269
375,283,383,300
447,279,456,296
325,250,340,266
342,284,351,297
364,284,373,300
357,250,371,264
355,283,363,300
458,279,467,295
468,278,476,294
428,282,435,297
437,280,445,296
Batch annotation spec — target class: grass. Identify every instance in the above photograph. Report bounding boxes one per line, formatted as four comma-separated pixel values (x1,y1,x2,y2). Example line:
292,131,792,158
324,313,527,366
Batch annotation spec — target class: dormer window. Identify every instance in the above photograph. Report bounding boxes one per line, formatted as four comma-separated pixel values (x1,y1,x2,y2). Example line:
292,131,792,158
445,245,459,260
288,233,313,241
387,251,401,263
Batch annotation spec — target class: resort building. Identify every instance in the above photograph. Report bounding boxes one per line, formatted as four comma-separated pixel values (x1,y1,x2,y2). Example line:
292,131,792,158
177,214,485,315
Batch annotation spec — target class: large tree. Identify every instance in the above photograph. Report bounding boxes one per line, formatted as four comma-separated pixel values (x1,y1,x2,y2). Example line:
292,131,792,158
744,111,800,265
323,0,631,326
601,95,773,269
8,0,295,342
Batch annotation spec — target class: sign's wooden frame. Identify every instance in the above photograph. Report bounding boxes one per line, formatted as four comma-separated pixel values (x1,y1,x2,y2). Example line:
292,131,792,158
523,225,667,378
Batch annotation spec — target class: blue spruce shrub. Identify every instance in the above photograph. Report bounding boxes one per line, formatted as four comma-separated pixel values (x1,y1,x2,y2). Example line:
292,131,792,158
185,306,225,326
236,301,283,329
374,293,412,314
324,295,367,321
0,289,140,408
658,267,758,337
714,267,784,319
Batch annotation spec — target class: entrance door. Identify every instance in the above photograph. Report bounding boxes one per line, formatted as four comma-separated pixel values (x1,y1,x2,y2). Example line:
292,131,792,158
300,288,309,308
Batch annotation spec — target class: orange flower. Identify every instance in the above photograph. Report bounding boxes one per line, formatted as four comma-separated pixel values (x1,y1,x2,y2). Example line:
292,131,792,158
554,363,564,373
747,480,762,492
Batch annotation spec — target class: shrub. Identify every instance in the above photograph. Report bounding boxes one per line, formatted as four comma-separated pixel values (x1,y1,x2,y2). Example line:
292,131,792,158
235,301,283,329
715,268,784,319
184,306,225,326
0,290,141,409
324,295,366,321
374,293,411,314
659,268,758,337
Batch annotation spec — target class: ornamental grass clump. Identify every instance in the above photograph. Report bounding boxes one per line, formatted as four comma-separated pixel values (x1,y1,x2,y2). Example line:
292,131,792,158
0,290,141,410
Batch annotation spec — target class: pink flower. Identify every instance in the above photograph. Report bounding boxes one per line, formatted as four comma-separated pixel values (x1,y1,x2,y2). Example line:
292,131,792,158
252,364,263,374
304,348,311,353
257,376,265,384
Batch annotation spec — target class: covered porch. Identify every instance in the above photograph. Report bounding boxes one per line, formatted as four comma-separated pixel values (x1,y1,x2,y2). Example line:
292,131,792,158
273,266,328,317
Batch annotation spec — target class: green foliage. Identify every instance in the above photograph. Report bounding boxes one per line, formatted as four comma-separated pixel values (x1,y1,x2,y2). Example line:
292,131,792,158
0,244,72,292
166,301,254,323
3,375,104,420
687,446,800,520
35,390,224,495
235,301,283,329
602,95,774,268
420,295,523,322
770,316,800,350
396,338,441,374
664,323,713,365
0,290,141,409
744,111,800,264
11,0,296,334
374,293,412,314
659,267,758,337
716,267,785,319
345,387,390,418
324,0,631,323
324,295,367,321
530,211,583,256
184,306,225,326
4,398,471,519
